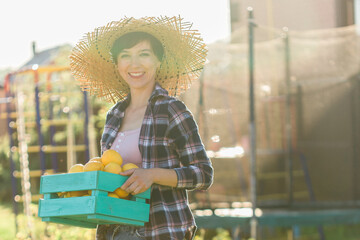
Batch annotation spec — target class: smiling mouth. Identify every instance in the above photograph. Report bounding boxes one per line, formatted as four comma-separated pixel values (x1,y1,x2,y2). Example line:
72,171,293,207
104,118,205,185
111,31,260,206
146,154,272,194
129,72,144,77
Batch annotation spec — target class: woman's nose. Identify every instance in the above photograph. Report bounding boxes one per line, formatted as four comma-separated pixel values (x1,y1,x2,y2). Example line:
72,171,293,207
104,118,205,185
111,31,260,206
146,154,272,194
129,56,140,66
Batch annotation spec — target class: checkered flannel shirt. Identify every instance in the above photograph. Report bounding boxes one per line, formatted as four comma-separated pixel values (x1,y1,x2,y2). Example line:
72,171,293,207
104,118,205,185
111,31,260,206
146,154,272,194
100,84,214,240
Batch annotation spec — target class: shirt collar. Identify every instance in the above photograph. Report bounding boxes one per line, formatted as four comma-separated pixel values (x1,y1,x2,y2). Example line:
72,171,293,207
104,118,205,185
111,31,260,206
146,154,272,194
111,83,169,113
148,83,169,103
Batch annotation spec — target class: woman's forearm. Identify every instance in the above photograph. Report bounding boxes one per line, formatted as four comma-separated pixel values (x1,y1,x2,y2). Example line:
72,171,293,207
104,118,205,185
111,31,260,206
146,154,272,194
120,167,178,194
150,168,178,188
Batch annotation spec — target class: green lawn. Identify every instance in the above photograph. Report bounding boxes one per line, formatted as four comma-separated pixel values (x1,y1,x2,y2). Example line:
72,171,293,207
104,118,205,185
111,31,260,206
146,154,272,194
0,203,230,240
0,204,96,240
0,204,16,240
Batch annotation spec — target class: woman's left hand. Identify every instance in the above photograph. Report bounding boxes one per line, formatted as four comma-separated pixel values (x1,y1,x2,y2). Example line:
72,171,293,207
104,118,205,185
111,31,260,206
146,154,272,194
119,168,154,195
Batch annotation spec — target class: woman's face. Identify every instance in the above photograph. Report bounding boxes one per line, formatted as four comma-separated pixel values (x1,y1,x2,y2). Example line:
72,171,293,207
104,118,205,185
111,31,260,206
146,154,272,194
117,40,160,92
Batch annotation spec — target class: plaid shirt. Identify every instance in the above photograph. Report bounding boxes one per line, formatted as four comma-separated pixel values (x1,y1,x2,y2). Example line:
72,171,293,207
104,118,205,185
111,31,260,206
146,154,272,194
100,84,213,240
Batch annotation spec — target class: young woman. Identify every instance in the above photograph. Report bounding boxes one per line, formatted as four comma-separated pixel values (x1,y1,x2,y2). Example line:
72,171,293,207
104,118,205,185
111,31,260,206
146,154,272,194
70,17,213,240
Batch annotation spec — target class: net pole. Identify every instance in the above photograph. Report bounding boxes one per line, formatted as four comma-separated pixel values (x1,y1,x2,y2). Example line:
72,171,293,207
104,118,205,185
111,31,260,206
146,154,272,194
34,69,46,175
248,7,258,240
283,28,294,206
46,73,59,172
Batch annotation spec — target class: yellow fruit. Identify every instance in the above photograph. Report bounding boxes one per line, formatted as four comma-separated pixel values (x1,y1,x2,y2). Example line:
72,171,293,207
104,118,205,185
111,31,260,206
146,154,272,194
108,192,120,198
124,195,132,200
57,192,66,198
84,161,104,172
122,163,139,172
104,162,122,174
89,157,102,162
68,164,84,173
69,190,87,197
64,192,71,198
102,150,123,166
88,190,92,195
114,187,129,198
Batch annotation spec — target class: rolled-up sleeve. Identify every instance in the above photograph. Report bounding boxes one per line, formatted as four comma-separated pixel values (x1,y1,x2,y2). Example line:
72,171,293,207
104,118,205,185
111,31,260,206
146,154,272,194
167,100,213,190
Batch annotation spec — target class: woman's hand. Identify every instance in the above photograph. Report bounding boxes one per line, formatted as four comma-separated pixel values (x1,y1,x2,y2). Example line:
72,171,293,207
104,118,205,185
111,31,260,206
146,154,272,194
119,168,178,195
119,168,154,195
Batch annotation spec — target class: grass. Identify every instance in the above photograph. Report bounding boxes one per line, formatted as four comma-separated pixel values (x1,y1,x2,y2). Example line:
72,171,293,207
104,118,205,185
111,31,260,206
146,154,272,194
0,203,95,240
2,203,360,240
0,203,229,240
0,204,16,239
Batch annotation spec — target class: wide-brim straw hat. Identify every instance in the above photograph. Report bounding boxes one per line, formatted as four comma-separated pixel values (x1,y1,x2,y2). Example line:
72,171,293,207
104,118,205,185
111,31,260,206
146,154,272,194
69,16,208,103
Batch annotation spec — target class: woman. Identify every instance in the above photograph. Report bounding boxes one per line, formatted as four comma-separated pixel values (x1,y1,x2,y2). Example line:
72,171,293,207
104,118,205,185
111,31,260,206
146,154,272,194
70,16,213,240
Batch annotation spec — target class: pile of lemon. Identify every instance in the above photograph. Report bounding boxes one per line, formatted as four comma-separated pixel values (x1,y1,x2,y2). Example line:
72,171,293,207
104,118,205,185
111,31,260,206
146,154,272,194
58,149,138,199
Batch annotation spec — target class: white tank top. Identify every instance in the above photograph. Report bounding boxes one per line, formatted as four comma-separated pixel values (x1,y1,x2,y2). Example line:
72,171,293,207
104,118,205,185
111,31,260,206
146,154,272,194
110,127,142,167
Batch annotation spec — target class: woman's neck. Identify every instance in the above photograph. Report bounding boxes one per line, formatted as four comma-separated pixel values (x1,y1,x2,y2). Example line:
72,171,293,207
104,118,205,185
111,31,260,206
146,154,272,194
128,83,155,110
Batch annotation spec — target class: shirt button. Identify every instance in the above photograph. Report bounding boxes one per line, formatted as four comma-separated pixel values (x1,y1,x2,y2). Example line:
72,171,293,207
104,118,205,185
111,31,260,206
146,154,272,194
120,133,125,136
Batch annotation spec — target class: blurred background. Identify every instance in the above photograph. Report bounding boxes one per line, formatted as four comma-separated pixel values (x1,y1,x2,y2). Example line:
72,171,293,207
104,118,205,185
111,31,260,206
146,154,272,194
1,0,360,239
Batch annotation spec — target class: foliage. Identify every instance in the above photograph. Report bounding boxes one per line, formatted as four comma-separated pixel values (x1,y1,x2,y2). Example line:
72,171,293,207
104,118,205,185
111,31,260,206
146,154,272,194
0,204,95,240
194,228,232,240
259,224,360,240
0,203,16,239
212,228,232,240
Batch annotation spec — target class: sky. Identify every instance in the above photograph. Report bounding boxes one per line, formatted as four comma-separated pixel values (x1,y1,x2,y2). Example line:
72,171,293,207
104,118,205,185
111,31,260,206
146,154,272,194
0,0,230,69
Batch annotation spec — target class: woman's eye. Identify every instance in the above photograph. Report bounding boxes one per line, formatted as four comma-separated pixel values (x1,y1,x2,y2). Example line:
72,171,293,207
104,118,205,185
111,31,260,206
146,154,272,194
119,54,130,59
140,53,150,57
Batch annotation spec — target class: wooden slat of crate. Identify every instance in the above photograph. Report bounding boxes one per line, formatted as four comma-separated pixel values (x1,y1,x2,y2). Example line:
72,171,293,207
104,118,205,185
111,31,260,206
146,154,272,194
39,196,96,217
40,171,150,199
39,196,149,227
42,217,98,228
40,172,98,193
87,214,144,226
38,171,151,227
96,196,149,223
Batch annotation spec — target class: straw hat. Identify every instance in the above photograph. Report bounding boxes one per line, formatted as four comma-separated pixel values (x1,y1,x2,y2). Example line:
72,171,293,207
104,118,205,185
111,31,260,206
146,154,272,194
69,16,208,103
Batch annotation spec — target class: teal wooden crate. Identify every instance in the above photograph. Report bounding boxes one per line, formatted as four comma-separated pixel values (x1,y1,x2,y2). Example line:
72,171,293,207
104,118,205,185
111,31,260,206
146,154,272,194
38,171,151,228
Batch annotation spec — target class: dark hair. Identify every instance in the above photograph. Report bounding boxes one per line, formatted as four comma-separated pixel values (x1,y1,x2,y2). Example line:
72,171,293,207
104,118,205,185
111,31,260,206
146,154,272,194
110,32,164,64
